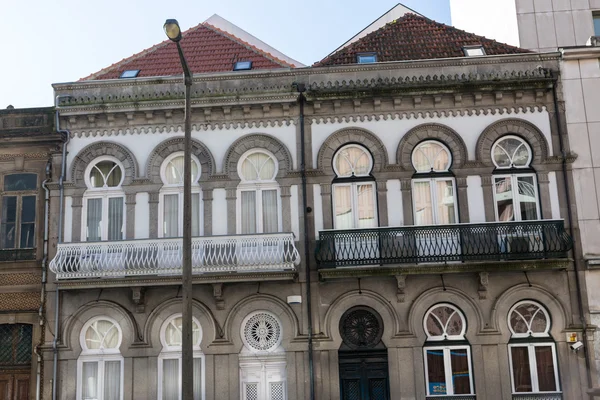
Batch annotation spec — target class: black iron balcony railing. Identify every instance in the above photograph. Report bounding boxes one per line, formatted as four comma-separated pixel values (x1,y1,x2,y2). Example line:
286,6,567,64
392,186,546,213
316,220,572,268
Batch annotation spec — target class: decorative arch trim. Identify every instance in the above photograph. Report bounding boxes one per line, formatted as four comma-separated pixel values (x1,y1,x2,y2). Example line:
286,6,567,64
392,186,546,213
146,137,215,183
476,118,549,165
397,123,468,170
223,134,293,179
71,141,138,187
317,127,388,174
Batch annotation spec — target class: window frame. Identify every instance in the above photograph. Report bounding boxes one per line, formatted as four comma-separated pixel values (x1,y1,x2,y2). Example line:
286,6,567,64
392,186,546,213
332,181,378,230
593,11,600,36
492,173,540,222
491,135,533,170
423,303,467,341
423,344,474,397
411,177,458,226
332,144,373,178
508,342,560,395
0,173,38,250
158,152,203,238
508,300,552,338
356,53,377,64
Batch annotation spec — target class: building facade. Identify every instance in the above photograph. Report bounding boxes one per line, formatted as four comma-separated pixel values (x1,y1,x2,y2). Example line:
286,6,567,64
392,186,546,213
0,106,60,400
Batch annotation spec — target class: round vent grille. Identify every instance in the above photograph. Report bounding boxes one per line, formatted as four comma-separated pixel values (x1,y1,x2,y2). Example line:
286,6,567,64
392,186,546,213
243,312,281,351
340,307,383,349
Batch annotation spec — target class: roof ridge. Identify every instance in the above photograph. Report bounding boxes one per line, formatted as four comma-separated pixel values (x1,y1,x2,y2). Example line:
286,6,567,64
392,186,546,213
202,22,295,68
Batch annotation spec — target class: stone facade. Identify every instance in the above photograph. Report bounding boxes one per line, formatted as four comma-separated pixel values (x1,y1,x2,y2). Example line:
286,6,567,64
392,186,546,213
42,54,594,399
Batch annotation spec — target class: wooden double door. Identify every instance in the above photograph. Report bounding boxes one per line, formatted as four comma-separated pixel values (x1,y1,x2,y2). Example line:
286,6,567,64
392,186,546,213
339,350,390,400
0,373,29,400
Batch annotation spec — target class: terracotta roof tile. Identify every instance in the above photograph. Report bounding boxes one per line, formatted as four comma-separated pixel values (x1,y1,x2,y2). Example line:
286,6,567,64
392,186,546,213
314,13,530,66
82,23,289,81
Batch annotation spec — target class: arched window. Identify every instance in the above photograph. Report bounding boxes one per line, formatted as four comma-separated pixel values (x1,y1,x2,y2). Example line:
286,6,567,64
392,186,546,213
158,314,204,400
237,150,280,234
77,317,123,400
508,301,560,395
83,157,125,241
332,144,377,229
239,311,286,400
411,141,457,225
159,153,202,238
1,173,37,251
423,304,474,397
491,136,540,221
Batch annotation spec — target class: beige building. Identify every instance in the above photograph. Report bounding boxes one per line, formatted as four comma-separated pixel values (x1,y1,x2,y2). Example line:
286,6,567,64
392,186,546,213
41,9,594,400
0,106,61,400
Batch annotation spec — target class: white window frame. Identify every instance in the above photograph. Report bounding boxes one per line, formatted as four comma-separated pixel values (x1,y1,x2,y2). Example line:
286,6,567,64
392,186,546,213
412,140,452,173
331,182,378,230
158,153,203,238
423,303,467,341
508,343,560,394
493,173,540,222
508,301,551,338
332,144,373,178
76,316,124,400
491,135,533,169
157,314,205,400
236,149,282,234
411,177,458,225
423,345,474,397
82,156,126,242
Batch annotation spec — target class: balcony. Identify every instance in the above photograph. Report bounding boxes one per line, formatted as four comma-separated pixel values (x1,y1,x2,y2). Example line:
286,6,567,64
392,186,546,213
316,220,572,275
49,233,300,285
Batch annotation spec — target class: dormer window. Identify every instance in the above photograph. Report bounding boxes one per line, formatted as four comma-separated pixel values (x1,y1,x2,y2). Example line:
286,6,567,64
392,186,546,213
356,53,377,63
463,46,485,57
119,70,140,78
233,61,253,71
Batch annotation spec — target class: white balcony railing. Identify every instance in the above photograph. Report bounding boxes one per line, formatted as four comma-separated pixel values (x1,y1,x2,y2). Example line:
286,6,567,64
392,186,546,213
49,233,300,279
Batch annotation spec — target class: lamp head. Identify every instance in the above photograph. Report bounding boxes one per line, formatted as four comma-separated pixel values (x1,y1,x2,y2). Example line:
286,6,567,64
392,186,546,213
164,19,182,42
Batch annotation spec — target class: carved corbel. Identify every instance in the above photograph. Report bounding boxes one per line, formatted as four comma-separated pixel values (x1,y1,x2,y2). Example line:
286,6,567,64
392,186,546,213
454,94,462,106
131,287,146,313
515,91,523,101
434,95,442,105
536,90,545,101
282,104,290,116
203,108,212,118
106,114,115,124
353,99,361,112
126,112,135,124
222,106,231,116
212,283,225,310
395,275,406,303
333,101,342,112
413,96,421,106
393,97,402,109
242,106,251,116
262,105,271,116
145,111,154,122
68,116,78,126
495,92,503,102
87,115,96,127
478,272,489,300
165,110,173,120
373,98,381,111
474,93,482,104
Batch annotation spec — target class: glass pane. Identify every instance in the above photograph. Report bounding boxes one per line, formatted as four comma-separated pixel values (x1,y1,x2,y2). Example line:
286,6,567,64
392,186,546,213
450,348,471,394
262,190,279,233
4,174,36,191
1,196,17,248
426,314,444,337
413,181,433,225
241,191,257,234
435,180,456,224
427,306,463,337
86,198,103,241
90,161,122,188
0,325,13,364
108,197,124,241
193,358,202,400
517,176,538,220
15,324,32,364
426,349,447,395
192,193,200,236
334,186,353,229
20,196,36,248
595,14,600,36
165,317,201,347
104,361,121,400
535,346,557,392
241,153,275,181
85,320,119,350
163,359,179,400
494,137,530,168
164,194,179,237
413,142,450,172
165,156,198,184
357,184,376,228
335,146,371,177
511,346,532,392
495,177,514,221
82,362,99,399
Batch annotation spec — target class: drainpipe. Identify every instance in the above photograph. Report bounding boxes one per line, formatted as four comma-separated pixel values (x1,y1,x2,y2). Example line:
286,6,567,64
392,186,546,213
549,69,593,392
53,95,71,400
38,162,51,400
294,82,315,400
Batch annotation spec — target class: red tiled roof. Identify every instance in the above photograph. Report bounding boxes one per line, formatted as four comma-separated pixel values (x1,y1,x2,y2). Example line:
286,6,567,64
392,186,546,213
314,13,530,67
82,23,292,81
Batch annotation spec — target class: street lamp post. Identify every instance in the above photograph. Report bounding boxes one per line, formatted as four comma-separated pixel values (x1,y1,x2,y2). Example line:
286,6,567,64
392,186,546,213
164,19,194,400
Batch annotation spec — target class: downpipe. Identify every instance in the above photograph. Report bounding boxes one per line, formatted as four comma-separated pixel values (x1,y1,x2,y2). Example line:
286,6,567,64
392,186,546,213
37,166,50,400
53,95,71,400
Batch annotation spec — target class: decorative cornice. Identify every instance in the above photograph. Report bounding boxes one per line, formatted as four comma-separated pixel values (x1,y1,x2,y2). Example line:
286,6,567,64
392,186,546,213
0,152,50,161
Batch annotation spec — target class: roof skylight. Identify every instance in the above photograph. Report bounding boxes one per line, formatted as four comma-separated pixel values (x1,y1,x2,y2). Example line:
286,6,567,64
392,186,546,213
357,53,377,64
463,46,485,57
233,61,253,71
119,70,140,78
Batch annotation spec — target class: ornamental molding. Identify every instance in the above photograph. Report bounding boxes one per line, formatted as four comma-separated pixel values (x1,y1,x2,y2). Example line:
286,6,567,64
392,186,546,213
0,152,50,161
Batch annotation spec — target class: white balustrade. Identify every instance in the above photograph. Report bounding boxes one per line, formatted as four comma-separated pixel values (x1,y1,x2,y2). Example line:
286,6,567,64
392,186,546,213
49,233,300,279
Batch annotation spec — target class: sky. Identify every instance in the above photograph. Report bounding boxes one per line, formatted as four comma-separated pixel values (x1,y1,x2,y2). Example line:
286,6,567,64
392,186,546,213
0,0,453,109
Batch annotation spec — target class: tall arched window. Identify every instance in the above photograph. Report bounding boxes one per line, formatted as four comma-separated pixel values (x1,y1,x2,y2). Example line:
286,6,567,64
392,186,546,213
82,157,125,241
508,301,560,395
159,153,202,238
411,141,457,225
77,317,123,400
332,144,377,229
158,314,204,400
237,150,281,234
239,311,286,400
492,136,540,221
423,304,474,397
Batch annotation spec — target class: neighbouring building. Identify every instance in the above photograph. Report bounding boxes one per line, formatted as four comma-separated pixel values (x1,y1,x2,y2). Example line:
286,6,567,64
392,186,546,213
42,7,594,400
0,106,60,400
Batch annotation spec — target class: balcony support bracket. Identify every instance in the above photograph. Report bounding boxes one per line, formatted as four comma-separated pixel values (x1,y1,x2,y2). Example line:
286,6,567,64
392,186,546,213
131,287,146,313
478,272,489,300
395,275,406,303
212,283,225,310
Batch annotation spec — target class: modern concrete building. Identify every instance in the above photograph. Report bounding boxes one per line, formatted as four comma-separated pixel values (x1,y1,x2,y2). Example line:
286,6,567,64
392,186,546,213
0,106,61,400
41,9,594,400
